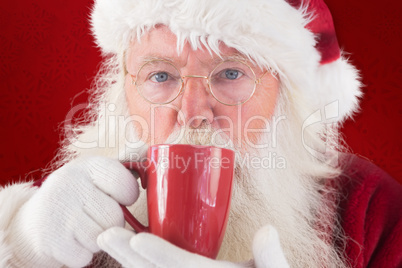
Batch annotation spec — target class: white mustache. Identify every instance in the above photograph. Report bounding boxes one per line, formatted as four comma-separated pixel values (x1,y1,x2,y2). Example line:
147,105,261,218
164,122,235,149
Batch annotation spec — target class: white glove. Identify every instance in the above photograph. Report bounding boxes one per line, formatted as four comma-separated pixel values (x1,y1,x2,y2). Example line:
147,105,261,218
7,156,139,268
252,225,290,268
97,225,290,268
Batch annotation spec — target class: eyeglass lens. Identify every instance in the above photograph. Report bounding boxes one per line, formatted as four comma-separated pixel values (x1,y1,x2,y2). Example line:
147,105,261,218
135,60,256,105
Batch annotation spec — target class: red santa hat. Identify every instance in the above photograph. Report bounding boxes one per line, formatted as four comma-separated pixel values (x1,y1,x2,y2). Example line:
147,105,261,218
90,0,362,122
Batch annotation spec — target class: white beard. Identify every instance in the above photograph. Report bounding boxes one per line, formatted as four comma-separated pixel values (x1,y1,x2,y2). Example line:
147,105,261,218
218,150,345,267
125,118,347,268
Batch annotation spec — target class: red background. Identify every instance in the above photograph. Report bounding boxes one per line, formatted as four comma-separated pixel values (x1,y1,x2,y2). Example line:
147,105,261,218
0,0,401,185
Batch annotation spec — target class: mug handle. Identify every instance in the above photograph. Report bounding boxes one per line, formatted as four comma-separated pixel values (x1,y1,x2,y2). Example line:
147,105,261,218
121,161,149,233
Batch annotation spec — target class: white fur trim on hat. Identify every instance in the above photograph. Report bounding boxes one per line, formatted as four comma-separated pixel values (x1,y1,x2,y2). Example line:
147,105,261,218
90,0,362,122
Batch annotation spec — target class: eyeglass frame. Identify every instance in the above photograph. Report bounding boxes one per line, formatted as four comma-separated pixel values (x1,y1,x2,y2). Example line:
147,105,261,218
130,59,268,106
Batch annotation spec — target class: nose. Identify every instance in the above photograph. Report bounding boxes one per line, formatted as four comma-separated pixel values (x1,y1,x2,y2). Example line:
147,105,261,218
177,76,214,128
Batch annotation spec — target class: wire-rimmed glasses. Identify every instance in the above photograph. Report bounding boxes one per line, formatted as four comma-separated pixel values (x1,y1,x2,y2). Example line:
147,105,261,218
131,59,267,106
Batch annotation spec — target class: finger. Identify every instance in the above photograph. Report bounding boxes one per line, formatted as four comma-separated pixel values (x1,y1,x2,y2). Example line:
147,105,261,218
86,157,140,206
73,212,104,253
130,233,242,268
129,233,237,268
130,233,185,267
98,227,152,268
252,225,290,268
83,189,125,229
53,238,93,268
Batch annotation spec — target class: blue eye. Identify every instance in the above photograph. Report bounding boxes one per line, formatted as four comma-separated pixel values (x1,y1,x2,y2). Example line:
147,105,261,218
152,72,169,82
225,70,239,80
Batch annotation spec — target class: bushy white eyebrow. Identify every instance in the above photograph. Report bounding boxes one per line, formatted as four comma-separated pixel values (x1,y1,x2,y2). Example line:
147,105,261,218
138,53,249,67
139,55,176,64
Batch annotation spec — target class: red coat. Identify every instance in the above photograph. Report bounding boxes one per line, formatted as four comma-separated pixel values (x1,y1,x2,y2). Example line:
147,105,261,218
335,154,402,267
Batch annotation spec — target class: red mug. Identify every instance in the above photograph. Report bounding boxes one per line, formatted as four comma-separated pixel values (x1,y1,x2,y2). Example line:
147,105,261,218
121,144,235,259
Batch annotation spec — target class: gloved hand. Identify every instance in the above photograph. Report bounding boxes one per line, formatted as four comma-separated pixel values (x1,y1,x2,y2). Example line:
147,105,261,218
7,156,139,268
97,225,290,268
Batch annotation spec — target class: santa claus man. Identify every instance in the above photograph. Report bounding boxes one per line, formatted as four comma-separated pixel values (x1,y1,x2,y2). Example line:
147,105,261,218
1,0,401,267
